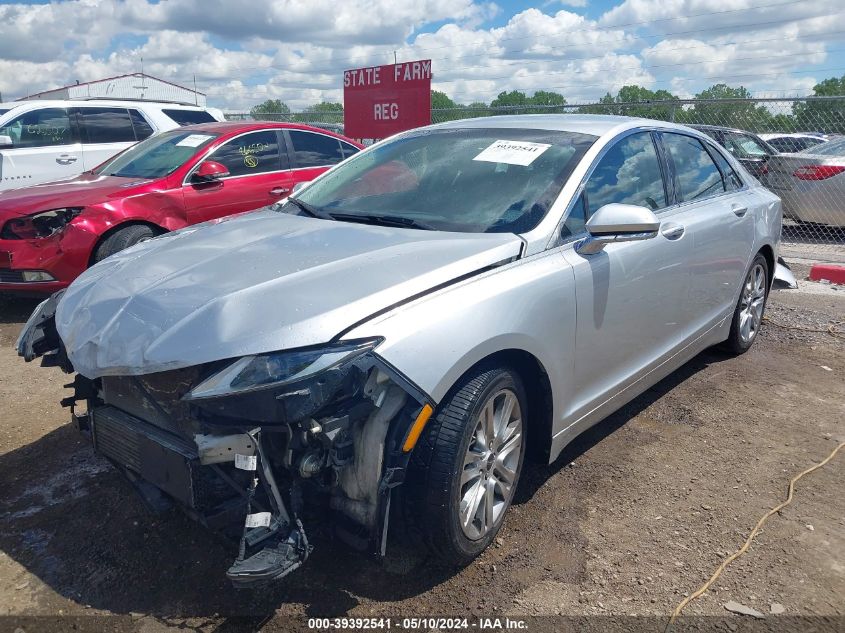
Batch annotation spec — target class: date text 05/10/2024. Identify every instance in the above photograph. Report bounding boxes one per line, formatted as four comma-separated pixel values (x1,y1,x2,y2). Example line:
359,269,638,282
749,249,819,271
306,617,528,630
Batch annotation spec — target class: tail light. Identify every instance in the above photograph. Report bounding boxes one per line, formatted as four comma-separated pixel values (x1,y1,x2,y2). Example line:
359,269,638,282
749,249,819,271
792,165,845,181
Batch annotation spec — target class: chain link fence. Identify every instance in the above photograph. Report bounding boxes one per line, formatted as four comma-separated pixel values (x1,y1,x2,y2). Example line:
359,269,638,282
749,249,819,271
227,97,845,258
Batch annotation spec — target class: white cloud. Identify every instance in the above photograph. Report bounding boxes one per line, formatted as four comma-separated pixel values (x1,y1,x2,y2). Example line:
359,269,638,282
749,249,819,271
0,0,842,109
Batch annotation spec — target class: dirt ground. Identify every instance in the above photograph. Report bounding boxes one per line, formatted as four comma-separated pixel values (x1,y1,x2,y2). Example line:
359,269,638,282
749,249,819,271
0,265,843,631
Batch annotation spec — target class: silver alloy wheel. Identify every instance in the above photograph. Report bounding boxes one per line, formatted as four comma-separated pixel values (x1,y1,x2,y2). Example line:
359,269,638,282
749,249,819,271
459,388,523,540
739,262,766,344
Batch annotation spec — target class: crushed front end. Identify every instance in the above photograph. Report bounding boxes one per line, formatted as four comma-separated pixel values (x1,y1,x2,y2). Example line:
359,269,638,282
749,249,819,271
17,297,433,587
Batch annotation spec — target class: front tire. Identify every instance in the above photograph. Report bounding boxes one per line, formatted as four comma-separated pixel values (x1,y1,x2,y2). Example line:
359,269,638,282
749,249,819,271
724,253,769,355
93,224,156,264
403,365,527,565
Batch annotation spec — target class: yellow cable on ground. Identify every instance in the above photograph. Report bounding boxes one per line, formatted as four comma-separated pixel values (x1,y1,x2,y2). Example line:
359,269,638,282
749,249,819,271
665,440,845,632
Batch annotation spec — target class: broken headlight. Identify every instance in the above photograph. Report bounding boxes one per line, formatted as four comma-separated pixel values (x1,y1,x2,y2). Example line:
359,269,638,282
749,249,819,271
187,338,383,401
1,207,83,239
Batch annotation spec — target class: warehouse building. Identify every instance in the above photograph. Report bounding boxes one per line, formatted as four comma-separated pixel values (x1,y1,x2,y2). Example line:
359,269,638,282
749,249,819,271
20,73,206,106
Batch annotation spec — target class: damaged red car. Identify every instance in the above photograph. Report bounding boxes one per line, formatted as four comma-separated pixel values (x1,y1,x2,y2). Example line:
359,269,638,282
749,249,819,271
0,121,362,294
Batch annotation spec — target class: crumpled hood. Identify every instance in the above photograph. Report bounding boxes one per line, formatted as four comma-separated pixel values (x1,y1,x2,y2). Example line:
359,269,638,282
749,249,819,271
0,174,151,220
56,209,523,378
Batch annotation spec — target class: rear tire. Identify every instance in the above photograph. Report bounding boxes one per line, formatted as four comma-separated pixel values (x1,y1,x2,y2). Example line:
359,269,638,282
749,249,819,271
403,365,527,565
93,224,156,264
723,253,769,355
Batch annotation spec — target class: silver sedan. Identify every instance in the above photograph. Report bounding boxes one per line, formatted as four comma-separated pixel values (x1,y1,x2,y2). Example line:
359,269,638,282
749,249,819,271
765,137,845,226
18,115,782,586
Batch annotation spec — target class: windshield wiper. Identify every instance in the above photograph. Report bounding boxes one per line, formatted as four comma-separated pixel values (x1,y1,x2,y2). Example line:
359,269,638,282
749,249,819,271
285,197,332,220
328,213,436,231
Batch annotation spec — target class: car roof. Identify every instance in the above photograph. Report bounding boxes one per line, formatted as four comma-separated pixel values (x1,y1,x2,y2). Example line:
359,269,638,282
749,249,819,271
428,114,699,138
688,123,764,136
174,120,361,143
758,132,826,139
0,99,211,110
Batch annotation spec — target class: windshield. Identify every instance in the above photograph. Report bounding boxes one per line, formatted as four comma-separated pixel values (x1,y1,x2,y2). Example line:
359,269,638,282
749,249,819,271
804,137,845,156
288,127,596,233
95,129,219,179
0,109,10,117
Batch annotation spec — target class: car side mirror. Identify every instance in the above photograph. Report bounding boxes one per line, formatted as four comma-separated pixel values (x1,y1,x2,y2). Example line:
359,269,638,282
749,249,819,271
292,181,311,195
576,203,660,255
192,160,229,182
0,135,13,149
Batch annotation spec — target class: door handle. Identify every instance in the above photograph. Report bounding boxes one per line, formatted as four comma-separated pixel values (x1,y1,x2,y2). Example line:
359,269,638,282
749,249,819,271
732,205,748,217
661,223,685,240
56,155,78,165
269,187,290,196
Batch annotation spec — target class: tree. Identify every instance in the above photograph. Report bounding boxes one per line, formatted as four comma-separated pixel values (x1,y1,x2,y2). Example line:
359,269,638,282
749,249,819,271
613,86,679,120
294,101,343,124
793,75,845,134
431,90,457,110
464,101,491,118
530,90,566,108
579,92,617,115
250,99,290,121
688,84,772,130
490,90,529,111
431,90,467,122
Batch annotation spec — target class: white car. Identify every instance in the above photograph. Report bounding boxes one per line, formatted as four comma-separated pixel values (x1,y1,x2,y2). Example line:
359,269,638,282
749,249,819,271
759,132,827,154
0,100,225,191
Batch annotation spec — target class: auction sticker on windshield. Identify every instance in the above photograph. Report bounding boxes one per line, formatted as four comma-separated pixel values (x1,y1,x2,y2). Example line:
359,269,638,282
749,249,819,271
473,140,551,166
176,134,215,147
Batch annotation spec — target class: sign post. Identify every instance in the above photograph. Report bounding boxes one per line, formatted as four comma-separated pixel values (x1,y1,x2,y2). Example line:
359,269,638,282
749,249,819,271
343,59,432,140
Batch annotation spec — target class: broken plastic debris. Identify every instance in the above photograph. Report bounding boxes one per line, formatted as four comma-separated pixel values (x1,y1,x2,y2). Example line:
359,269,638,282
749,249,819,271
245,512,272,528
235,454,258,471
723,601,765,619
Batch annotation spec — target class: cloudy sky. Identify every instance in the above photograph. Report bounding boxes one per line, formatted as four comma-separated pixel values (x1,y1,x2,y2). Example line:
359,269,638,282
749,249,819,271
1,0,843,111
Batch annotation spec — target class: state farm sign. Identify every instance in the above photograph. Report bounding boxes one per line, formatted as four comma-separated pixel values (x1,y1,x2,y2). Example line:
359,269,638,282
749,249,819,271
343,59,432,139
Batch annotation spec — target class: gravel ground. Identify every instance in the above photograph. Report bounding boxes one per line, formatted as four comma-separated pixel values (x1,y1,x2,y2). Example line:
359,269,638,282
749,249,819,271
0,272,843,632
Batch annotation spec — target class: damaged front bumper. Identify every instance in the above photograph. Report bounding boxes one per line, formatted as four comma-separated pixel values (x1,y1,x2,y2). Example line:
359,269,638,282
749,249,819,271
18,295,435,587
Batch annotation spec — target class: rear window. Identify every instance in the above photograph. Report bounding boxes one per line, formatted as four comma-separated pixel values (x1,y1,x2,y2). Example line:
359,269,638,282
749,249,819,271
162,109,216,126
79,107,137,144
806,138,845,156
129,110,154,140
289,130,345,167
768,137,824,153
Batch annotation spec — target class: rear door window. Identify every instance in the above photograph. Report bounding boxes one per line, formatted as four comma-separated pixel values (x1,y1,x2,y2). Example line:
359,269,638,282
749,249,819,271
0,108,75,148
162,109,216,126
661,133,726,202
722,133,770,159
289,130,345,167
79,107,137,144
585,132,668,212
128,109,154,140
340,140,360,159
207,130,285,178
707,145,743,191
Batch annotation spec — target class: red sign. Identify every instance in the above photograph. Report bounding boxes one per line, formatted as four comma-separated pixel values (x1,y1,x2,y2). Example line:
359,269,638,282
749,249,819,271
343,59,432,139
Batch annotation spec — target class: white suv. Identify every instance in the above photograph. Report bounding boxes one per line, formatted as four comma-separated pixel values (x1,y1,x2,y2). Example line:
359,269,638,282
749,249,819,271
0,100,225,191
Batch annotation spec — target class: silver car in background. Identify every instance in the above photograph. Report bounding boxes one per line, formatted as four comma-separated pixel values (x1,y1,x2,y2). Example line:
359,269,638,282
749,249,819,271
765,137,845,226
17,115,782,586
